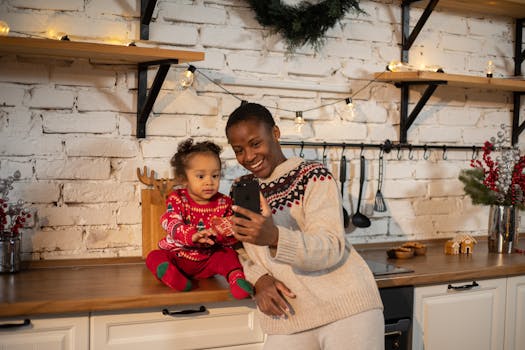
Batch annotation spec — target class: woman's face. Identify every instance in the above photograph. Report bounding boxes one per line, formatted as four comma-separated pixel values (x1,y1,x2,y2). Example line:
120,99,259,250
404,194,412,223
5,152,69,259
227,120,285,179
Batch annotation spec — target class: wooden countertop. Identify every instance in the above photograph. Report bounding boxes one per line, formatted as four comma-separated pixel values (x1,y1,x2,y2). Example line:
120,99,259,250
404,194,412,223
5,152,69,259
2,240,525,318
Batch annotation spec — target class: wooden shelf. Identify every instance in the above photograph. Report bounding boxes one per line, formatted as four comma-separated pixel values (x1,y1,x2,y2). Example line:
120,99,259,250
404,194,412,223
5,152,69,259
415,0,525,18
375,71,525,92
0,36,204,64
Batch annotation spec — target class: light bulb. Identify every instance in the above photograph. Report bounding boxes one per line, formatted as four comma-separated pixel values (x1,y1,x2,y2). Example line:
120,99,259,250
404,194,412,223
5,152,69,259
345,97,355,118
178,65,196,89
294,111,305,126
486,60,494,78
46,29,69,40
0,20,9,36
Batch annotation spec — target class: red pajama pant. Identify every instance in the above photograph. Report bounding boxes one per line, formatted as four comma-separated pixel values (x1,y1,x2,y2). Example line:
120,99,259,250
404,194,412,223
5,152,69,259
147,247,243,281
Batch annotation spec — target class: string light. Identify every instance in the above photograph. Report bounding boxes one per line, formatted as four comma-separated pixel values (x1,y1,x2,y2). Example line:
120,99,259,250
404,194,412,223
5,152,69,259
486,60,494,78
178,65,196,90
386,60,443,73
294,111,305,133
46,29,69,41
0,20,9,36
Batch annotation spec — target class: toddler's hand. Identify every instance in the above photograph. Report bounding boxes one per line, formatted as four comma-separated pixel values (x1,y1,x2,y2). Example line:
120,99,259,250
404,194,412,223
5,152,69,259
192,230,216,245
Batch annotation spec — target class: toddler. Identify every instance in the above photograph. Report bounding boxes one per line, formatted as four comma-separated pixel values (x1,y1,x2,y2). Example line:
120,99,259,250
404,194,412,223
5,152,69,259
145,138,252,299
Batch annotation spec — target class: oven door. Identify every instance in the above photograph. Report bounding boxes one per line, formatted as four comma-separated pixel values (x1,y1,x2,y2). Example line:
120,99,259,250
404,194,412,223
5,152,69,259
385,318,411,350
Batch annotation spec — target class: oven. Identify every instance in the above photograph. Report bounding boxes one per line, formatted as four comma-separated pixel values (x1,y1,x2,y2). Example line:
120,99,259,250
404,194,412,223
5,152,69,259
366,260,414,350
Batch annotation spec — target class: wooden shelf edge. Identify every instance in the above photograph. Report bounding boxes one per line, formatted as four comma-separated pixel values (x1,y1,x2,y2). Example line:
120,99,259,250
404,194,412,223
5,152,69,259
416,0,525,19
375,71,525,92
0,36,204,65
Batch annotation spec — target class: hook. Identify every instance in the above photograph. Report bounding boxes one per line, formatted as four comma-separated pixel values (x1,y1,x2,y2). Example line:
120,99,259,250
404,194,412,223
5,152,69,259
300,141,305,158
442,145,448,160
408,145,415,160
423,145,430,160
396,145,402,160
471,146,479,160
378,146,384,158
322,142,328,165
360,143,365,157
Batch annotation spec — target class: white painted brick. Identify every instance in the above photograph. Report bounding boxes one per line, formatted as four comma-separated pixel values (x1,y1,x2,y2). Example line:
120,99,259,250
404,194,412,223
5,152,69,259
427,12,468,35
66,137,138,157
434,211,487,232
428,179,464,197
36,159,110,180
413,198,460,215
468,18,511,37
37,204,116,226
141,139,179,158
118,113,135,136
145,115,188,137
0,160,33,179
1,108,43,137
414,161,461,179
383,162,417,179
465,90,508,108
51,62,118,88
149,23,199,46
479,110,512,127
0,136,63,156
11,0,84,11
85,0,139,17
86,225,141,249
197,50,225,70
0,84,25,106
12,182,61,203
383,180,427,198
201,27,264,50
367,124,398,142
440,33,484,54
27,87,75,109
227,6,262,28
462,127,500,144
31,227,83,252
313,121,367,141
227,53,284,74
117,203,141,225
63,182,135,203
323,39,372,60
43,111,117,134
50,15,130,41
342,20,393,43
387,199,416,218
161,4,227,25
389,215,435,236
0,60,49,85
287,57,340,77
437,107,480,126
77,89,134,112
0,12,49,34
189,116,228,138
111,159,150,182
419,126,462,143
153,89,218,115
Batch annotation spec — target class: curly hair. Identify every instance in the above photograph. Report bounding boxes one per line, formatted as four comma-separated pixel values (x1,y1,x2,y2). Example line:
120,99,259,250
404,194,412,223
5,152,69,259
171,138,222,180
225,102,276,137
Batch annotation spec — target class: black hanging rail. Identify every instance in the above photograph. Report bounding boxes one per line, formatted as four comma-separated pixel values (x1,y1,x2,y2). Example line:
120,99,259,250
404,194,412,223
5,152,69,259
279,139,484,160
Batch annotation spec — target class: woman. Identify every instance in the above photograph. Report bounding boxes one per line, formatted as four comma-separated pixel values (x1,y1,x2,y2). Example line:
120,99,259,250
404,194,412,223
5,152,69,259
225,103,384,349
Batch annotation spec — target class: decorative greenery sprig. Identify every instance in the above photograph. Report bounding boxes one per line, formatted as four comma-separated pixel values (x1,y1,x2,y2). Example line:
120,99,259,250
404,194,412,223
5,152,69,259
459,125,525,209
246,0,364,52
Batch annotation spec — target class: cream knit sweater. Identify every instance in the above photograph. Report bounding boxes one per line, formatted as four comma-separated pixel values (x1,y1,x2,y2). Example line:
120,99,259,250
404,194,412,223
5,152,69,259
238,157,383,335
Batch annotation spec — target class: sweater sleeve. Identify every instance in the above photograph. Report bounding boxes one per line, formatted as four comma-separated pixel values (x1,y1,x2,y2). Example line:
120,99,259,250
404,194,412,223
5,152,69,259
236,245,271,285
160,193,197,246
272,171,346,272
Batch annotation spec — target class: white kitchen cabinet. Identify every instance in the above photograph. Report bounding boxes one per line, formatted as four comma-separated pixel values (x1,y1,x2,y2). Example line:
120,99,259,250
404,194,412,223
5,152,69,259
505,275,525,350
0,313,89,350
413,278,507,350
90,300,264,350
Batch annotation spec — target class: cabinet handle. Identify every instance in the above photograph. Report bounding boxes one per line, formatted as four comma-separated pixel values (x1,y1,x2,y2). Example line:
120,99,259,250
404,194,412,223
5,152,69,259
0,318,31,329
162,306,208,317
447,281,479,291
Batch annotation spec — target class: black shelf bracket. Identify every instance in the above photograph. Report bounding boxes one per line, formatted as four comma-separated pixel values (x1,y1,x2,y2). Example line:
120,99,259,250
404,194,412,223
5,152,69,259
397,81,447,143
137,59,178,138
140,0,158,40
402,0,439,62
513,18,525,145
512,92,525,145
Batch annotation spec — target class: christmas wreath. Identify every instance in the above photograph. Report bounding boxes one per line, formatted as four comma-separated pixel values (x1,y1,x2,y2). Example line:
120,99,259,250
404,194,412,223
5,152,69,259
246,0,364,52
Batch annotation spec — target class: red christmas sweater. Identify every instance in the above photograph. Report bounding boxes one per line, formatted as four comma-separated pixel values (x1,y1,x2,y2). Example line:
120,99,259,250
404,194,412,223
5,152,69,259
158,188,237,261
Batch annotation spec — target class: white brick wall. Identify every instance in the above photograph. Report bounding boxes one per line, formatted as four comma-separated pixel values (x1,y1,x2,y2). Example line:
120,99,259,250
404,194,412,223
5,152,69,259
0,0,521,258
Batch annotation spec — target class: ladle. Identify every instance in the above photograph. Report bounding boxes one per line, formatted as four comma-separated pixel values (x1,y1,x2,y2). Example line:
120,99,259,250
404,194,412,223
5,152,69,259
340,152,350,228
352,155,371,228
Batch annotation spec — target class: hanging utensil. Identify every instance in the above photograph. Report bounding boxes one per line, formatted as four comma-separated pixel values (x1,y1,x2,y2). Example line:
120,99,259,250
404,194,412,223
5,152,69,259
352,155,371,228
340,151,350,228
374,149,387,212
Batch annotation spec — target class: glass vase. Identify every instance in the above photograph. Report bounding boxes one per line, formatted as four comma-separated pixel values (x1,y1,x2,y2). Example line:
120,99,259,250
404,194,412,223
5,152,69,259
0,235,21,273
488,205,519,254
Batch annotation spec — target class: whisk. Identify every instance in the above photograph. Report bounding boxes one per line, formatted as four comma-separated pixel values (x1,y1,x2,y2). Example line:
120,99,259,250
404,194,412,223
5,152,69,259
374,150,387,212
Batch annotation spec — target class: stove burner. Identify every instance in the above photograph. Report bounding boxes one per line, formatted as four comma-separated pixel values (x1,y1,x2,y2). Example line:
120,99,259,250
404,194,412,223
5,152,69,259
366,260,413,276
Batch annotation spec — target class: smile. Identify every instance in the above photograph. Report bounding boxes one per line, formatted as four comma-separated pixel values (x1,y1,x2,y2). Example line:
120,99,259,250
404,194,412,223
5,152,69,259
249,159,263,171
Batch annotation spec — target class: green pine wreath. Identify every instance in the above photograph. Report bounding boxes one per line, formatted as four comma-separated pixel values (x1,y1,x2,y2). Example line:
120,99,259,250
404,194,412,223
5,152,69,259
246,0,364,52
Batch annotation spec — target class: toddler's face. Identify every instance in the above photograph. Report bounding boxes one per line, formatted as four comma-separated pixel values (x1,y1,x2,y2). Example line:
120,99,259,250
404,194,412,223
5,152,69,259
184,152,221,204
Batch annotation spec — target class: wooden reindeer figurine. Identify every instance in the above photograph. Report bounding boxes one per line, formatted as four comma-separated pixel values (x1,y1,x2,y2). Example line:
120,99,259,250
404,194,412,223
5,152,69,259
136,166,178,200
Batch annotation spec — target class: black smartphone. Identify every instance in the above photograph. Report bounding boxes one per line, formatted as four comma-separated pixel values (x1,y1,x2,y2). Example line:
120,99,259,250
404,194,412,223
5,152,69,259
232,178,260,219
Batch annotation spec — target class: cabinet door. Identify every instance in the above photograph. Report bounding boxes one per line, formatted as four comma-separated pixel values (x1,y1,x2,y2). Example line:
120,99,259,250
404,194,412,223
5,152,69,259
505,275,525,350
0,314,89,350
90,300,264,350
413,278,506,350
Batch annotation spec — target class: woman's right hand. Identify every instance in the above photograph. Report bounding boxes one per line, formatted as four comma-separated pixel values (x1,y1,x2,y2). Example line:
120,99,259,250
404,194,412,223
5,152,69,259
254,274,296,318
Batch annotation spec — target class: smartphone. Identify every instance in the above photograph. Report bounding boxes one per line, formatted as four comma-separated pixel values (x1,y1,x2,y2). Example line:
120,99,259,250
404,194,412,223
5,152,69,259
232,178,260,219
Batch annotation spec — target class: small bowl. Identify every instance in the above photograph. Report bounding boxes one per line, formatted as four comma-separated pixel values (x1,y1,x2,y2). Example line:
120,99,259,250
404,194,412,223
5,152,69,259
395,248,414,259
402,242,427,256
